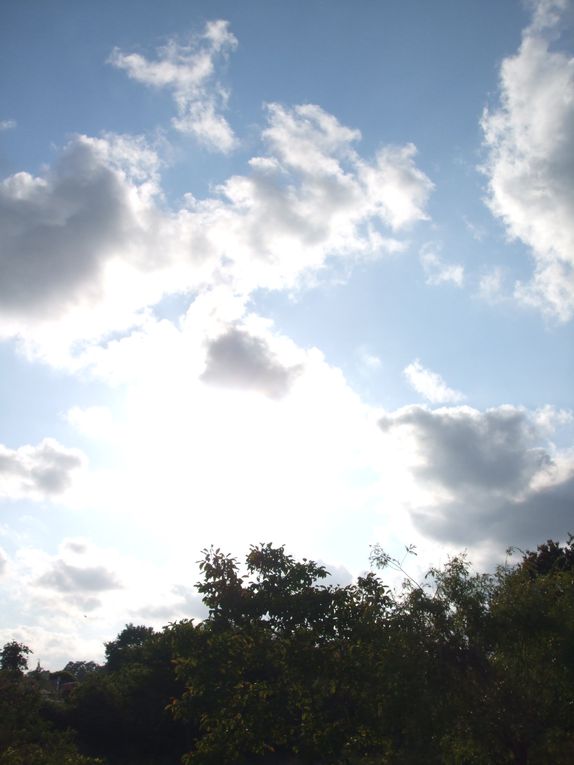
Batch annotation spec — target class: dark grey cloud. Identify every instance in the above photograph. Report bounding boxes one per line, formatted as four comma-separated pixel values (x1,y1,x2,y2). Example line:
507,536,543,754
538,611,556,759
380,405,573,550
37,560,122,593
380,406,549,494
412,476,574,553
0,438,84,498
201,328,302,399
0,138,140,321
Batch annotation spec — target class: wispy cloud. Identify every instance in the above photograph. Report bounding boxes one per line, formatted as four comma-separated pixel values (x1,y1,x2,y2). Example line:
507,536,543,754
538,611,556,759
109,20,238,153
462,215,486,242
419,243,464,287
478,267,505,302
404,359,464,404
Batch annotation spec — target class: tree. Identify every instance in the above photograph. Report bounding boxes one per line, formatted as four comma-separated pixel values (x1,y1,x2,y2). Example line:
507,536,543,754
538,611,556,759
0,668,103,765
484,538,574,764
172,544,394,765
0,642,32,676
104,622,155,671
62,661,100,681
69,623,190,764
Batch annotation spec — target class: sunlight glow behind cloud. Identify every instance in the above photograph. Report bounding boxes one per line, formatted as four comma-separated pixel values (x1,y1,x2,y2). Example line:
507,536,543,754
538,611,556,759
0,1,572,668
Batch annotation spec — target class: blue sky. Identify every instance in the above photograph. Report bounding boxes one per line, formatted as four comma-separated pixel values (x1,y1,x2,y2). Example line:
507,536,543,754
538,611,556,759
0,0,573,668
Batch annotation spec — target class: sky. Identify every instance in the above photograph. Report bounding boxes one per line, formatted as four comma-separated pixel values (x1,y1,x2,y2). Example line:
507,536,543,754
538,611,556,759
0,0,573,669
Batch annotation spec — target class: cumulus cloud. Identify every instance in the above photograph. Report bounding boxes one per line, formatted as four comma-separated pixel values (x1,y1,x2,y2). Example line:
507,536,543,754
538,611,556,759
481,0,574,320
0,438,85,499
0,133,174,338
403,360,464,404
260,103,432,229
199,103,431,293
109,20,238,152
419,243,464,287
201,326,302,399
0,101,433,364
0,119,16,131
0,547,7,576
379,404,574,549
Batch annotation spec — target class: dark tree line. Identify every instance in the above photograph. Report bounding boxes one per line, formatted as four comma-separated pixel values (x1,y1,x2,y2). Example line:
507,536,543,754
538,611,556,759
1,537,573,764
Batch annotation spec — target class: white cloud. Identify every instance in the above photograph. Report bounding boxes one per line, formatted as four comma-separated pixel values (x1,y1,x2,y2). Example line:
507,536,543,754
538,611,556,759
357,346,382,373
0,102,433,366
109,20,238,153
403,360,465,404
478,266,505,302
0,119,16,131
131,584,207,624
359,143,434,231
0,439,85,500
45,295,397,570
528,0,571,33
260,104,431,232
66,406,117,440
463,215,486,242
203,104,432,293
481,0,574,320
533,403,573,432
419,243,464,287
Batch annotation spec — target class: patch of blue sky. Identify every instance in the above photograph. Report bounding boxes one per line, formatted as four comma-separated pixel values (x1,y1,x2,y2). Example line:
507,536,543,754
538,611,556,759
0,343,109,449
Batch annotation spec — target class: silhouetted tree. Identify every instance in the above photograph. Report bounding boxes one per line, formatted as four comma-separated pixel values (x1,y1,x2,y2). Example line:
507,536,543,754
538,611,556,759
0,641,31,675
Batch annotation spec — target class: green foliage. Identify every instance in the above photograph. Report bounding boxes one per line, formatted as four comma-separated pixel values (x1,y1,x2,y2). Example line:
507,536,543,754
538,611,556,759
0,671,102,765
173,544,395,764
104,622,155,671
4,536,573,765
63,661,100,681
68,623,190,764
485,537,574,764
173,538,574,764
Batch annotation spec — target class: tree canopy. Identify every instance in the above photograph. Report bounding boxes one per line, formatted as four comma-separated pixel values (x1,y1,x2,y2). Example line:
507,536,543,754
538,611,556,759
1,536,573,764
